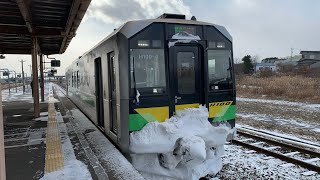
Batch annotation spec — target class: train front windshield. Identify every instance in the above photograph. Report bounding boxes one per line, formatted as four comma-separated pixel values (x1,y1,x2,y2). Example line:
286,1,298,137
130,49,166,95
208,50,233,91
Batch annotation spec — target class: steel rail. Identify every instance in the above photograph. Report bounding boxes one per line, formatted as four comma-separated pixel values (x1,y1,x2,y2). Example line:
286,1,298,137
233,131,320,172
237,131,320,157
239,126,320,148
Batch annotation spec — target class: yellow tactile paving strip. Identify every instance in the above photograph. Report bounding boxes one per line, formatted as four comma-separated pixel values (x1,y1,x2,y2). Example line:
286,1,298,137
44,95,64,173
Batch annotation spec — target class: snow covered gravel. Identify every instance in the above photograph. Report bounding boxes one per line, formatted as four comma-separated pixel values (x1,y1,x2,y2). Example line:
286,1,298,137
219,143,320,179
236,97,320,143
226,96,320,179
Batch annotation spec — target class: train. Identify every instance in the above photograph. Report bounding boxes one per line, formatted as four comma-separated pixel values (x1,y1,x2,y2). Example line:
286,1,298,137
66,13,236,154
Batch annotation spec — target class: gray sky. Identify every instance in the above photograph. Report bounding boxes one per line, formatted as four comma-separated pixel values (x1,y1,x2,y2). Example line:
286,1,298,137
1,0,320,75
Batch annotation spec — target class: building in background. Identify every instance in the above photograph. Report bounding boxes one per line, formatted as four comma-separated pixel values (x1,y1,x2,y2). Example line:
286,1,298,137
298,51,320,67
254,57,285,72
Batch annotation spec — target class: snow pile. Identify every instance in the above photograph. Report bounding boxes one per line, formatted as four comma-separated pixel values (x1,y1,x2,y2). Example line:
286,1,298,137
130,105,235,180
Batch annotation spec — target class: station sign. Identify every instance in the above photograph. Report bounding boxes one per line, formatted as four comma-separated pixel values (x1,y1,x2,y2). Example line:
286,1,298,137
51,60,61,67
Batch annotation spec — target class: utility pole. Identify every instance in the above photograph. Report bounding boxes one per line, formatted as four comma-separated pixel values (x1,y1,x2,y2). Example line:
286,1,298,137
291,48,293,61
0,83,5,180
20,60,26,93
32,37,40,118
40,55,44,102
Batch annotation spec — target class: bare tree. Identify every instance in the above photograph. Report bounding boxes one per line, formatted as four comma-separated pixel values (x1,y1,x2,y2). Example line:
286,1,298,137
234,57,241,64
251,55,260,64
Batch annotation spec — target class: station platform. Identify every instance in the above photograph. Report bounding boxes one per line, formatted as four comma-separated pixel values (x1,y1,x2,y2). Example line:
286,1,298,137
2,84,144,180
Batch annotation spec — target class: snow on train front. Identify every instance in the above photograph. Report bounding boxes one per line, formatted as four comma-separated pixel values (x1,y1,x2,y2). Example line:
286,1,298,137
129,106,235,180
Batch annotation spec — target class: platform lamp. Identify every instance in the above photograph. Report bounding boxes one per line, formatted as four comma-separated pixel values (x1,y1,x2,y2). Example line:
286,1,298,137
0,54,5,180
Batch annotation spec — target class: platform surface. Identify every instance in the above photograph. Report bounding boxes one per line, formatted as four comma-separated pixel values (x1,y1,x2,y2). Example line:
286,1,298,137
2,84,144,180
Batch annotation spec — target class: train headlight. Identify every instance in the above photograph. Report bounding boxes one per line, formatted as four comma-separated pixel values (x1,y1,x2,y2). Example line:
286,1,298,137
138,40,150,47
153,88,163,94
217,42,225,48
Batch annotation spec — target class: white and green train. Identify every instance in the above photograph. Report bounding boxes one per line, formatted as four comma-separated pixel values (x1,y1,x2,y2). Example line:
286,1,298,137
66,14,236,153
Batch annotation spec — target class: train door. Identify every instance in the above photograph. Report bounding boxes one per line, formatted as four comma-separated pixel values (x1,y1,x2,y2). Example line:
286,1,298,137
94,58,104,127
108,52,117,134
172,46,202,112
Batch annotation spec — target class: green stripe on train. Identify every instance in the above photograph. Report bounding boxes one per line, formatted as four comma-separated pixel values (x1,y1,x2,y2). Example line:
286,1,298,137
129,105,236,131
213,105,236,122
129,114,157,131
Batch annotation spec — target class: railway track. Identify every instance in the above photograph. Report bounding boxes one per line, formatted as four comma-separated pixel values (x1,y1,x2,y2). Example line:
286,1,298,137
233,129,320,173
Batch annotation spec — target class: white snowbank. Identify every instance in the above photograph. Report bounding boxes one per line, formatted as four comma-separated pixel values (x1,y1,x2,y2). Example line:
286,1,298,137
130,106,235,180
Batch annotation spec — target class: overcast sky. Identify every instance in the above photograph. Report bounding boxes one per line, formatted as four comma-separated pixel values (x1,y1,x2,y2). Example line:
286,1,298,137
1,0,320,75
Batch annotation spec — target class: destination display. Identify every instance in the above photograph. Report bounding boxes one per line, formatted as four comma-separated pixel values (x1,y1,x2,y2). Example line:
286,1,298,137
174,25,196,35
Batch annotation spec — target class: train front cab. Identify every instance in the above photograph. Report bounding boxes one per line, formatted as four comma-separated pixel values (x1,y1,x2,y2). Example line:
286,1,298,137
128,22,236,133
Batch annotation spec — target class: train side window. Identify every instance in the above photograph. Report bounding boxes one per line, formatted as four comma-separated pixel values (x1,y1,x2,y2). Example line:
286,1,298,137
77,71,80,88
72,73,74,87
74,72,76,87
208,50,232,91
130,49,166,95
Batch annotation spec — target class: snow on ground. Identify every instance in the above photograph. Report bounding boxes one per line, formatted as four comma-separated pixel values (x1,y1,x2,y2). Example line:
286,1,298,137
69,109,145,180
237,112,320,133
236,96,320,143
41,160,92,180
1,84,52,103
219,143,320,179
229,96,320,179
130,106,235,180
237,97,320,112
2,86,33,102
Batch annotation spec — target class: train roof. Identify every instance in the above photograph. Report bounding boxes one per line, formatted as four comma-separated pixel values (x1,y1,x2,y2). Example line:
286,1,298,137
77,18,232,63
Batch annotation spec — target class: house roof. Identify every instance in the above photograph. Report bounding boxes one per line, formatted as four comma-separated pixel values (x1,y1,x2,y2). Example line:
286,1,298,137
300,51,320,54
255,63,276,66
298,59,320,65
311,62,320,68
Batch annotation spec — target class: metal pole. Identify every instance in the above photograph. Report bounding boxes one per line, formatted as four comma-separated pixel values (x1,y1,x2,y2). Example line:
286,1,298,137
0,83,6,180
21,60,26,93
32,37,40,118
15,73,17,93
40,55,44,102
8,73,10,95
29,65,32,78
14,71,17,93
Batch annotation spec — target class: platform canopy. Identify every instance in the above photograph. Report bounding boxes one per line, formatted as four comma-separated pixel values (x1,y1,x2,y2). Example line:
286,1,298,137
0,0,91,55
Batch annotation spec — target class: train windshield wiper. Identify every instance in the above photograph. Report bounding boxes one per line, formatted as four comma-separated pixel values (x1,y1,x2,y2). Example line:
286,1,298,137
212,78,228,84
132,57,140,103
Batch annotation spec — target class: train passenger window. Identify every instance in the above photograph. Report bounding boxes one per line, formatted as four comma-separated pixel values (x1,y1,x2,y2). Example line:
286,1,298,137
77,71,80,88
130,49,166,94
72,73,74,87
208,50,232,91
73,72,76,87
